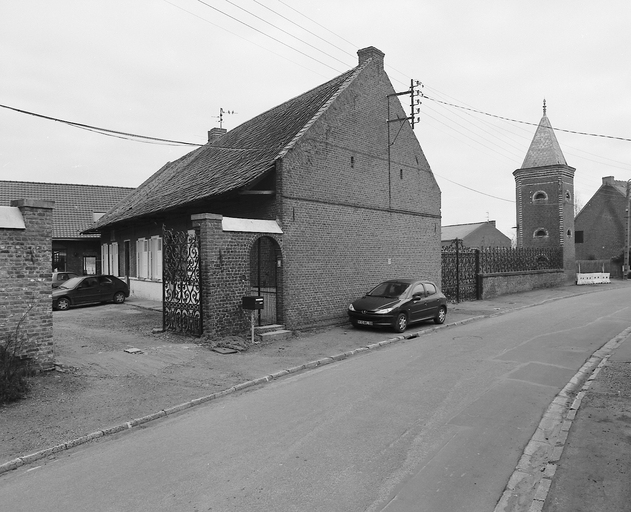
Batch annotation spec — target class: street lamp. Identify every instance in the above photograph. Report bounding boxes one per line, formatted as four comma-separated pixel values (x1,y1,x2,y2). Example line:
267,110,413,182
624,180,631,280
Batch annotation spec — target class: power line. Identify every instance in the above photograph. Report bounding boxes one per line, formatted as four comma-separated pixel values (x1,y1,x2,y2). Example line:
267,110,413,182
253,0,349,57
0,103,201,147
434,172,515,203
424,95,631,143
196,0,344,73
275,0,357,49
162,0,331,79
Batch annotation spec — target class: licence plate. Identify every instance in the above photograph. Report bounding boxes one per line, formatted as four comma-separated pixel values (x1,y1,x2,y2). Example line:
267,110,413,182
357,320,373,325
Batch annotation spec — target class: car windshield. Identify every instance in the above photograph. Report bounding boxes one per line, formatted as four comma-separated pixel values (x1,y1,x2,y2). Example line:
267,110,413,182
368,282,410,298
58,277,84,290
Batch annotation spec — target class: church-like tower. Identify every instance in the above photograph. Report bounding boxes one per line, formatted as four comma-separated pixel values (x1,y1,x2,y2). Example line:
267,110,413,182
513,101,576,279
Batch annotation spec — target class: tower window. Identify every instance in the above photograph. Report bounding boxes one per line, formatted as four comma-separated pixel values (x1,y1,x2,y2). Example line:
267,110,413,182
565,190,572,202
533,191,548,202
350,156,355,168
534,228,549,238
567,229,572,237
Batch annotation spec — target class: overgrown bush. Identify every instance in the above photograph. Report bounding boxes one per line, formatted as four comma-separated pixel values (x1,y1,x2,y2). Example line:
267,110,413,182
0,306,33,404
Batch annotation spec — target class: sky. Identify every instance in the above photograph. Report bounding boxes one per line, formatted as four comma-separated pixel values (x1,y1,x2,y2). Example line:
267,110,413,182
1,0,630,239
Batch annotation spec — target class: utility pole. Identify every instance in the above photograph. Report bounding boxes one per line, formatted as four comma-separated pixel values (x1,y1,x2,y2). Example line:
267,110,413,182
386,80,423,208
624,179,630,279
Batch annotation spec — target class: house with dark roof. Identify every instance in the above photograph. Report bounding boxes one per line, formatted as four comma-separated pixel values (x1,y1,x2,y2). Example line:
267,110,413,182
575,176,630,261
441,221,511,248
0,181,133,275
90,47,442,337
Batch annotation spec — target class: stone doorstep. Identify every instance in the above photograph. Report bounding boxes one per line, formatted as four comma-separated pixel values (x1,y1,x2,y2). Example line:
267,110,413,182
254,325,292,343
254,324,285,335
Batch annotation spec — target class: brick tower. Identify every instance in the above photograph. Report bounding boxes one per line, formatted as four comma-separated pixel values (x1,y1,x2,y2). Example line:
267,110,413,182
513,101,576,280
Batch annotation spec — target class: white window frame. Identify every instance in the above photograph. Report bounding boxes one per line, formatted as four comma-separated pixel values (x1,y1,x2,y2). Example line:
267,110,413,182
136,236,162,281
101,242,119,275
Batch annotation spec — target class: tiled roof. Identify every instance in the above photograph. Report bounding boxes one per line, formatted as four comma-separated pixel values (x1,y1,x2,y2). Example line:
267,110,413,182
441,222,488,241
521,115,567,169
609,179,629,196
0,181,133,239
95,64,365,229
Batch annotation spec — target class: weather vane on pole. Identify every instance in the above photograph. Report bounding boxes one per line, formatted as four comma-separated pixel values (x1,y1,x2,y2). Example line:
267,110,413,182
215,108,237,129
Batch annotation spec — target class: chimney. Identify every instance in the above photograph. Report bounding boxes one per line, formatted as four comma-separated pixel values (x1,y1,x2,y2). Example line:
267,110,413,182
357,46,385,70
208,127,227,144
602,176,615,186
488,220,496,227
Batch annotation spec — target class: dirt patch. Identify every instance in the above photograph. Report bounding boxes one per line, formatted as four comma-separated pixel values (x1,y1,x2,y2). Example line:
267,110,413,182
0,303,396,463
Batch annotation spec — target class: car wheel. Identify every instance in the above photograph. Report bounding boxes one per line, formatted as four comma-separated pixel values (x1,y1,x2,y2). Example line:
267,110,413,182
393,313,408,333
113,292,126,304
55,297,71,311
434,306,446,324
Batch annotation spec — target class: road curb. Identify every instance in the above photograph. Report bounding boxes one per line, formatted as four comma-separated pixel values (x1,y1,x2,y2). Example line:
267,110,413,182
493,325,631,512
0,290,615,477
0,316,463,476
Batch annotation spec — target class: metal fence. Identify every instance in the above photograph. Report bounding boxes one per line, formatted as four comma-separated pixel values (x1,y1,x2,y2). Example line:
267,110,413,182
479,246,563,273
441,241,563,302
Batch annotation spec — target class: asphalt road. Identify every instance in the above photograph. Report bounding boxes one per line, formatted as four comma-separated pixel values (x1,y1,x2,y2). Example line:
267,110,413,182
1,287,630,511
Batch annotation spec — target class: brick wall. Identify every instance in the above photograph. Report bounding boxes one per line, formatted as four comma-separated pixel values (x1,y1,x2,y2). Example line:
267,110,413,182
514,166,576,280
193,214,284,337
480,270,566,299
280,56,441,329
0,199,54,370
575,185,627,260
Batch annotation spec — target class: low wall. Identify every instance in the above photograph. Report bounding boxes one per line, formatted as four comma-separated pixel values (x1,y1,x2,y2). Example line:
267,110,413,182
480,269,566,300
129,278,163,302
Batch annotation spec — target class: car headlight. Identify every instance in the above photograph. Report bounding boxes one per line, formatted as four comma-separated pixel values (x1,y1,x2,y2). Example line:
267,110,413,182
375,307,395,314
348,304,356,312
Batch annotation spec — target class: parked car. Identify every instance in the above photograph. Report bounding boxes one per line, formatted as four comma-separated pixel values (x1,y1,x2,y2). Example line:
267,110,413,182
52,275,130,311
348,279,447,332
52,271,79,288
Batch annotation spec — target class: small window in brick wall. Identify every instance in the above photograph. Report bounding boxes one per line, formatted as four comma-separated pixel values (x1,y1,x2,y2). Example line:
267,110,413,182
350,156,354,168
534,228,548,238
576,231,584,243
533,191,548,202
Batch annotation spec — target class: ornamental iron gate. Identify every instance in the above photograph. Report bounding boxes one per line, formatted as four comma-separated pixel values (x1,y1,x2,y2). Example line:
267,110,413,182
162,227,202,336
441,239,480,303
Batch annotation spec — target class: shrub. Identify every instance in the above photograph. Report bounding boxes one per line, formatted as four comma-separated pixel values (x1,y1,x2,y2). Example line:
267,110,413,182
0,306,33,404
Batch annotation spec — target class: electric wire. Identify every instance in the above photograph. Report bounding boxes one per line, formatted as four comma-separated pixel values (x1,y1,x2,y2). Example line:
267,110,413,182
196,0,345,73
424,95,631,143
251,0,353,60
4,0,627,210
218,0,352,67
0,103,200,147
162,0,331,79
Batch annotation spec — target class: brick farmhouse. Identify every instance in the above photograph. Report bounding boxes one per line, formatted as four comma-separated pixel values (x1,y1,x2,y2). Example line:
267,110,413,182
90,47,442,336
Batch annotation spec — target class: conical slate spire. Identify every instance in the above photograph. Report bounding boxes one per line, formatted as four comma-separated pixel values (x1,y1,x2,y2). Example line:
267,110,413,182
520,103,567,168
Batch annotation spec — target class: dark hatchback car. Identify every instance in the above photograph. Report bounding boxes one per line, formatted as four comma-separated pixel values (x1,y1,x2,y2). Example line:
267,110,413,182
348,279,447,333
52,275,130,311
